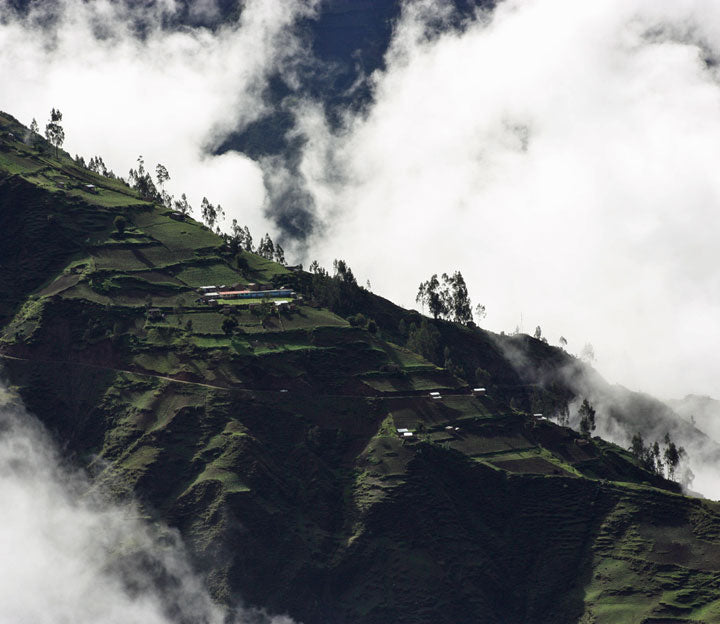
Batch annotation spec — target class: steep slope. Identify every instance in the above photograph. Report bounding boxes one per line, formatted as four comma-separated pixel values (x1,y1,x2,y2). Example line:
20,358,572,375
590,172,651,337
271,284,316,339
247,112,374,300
3,112,720,623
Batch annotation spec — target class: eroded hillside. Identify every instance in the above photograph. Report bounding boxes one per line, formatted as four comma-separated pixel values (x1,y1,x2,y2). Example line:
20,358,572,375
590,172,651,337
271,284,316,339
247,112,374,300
2,111,720,623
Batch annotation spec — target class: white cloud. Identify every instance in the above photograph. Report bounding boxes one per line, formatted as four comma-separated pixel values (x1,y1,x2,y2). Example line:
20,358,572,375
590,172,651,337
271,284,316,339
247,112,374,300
298,0,720,399
0,384,295,623
1,0,720,402
189,0,222,23
0,0,315,239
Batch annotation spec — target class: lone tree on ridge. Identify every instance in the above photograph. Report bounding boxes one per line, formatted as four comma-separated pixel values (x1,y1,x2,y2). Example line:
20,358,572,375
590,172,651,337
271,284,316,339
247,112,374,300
45,108,65,159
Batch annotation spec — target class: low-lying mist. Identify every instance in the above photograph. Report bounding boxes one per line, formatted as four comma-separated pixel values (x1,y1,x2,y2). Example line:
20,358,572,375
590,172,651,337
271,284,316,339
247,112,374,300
0,382,294,624
496,336,720,500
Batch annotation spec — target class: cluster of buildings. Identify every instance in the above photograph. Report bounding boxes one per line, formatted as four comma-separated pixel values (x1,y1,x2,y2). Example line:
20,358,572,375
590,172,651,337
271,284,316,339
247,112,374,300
427,387,486,401
392,387,489,441
196,282,299,310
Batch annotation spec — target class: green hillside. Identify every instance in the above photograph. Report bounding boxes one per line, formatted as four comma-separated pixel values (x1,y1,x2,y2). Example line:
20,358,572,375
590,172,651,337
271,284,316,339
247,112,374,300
2,111,720,623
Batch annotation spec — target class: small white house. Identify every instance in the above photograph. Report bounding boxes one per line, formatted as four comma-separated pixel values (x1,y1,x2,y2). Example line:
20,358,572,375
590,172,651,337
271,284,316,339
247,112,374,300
472,387,487,396
403,432,414,438
397,428,409,433
429,391,442,400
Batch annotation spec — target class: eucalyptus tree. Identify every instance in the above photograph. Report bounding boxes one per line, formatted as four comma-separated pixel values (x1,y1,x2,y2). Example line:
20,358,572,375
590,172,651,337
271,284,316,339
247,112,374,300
44,108,65,158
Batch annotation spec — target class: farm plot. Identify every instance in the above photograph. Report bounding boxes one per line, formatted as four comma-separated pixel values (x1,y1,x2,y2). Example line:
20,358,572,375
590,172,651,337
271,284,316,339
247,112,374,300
241,251,290,280
174,261,243,287
490,453,576,476
38,273,81,297
0,149,44,174
639,524,720,570
447,434,535,457
65,185,146,208
361,370,460,393
280,308,349,330
130,270,184,285
167,311,225,334
132,246,189,268
383,343,435,371
137,217,220,251
91,248,152,271
441,395,493,419
389,399,467,429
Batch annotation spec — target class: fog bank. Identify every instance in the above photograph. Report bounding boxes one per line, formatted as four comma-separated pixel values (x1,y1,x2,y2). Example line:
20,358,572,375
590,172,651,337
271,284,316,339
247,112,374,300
0,0,316,240
0,384,294,623
296,0,720,400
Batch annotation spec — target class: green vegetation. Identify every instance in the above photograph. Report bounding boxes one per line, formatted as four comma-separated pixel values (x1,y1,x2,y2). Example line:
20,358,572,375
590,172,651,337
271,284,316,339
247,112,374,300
174,262,244,287
44,108,65,159
416,270,483,325
1,111,719,624
217,297,288,306
579,398,597,436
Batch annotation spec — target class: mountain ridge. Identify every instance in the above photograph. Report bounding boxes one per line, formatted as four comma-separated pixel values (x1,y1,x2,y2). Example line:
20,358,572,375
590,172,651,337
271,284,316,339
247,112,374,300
3,110,720,623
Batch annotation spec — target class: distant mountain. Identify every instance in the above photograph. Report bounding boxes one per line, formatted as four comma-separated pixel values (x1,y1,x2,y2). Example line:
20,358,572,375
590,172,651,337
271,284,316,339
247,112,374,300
668,394,720,440
5,110,720,622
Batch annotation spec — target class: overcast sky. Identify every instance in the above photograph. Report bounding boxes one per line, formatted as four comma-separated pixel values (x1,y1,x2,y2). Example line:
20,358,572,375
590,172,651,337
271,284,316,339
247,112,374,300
1,0,720,400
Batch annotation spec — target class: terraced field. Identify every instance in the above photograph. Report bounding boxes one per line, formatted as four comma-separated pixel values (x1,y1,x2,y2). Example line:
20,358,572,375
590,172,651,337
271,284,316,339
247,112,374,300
3,110,720,624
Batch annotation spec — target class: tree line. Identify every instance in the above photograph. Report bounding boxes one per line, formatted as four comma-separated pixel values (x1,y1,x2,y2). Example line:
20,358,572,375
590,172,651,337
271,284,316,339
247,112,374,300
26,109,65,158
416,271,486,325
554,398,689,485
298,260,472,378
75,148,288,266
23,112,275,254
303,259,365,316
630,432,687,483
224,221,285,265
287,262,490,383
